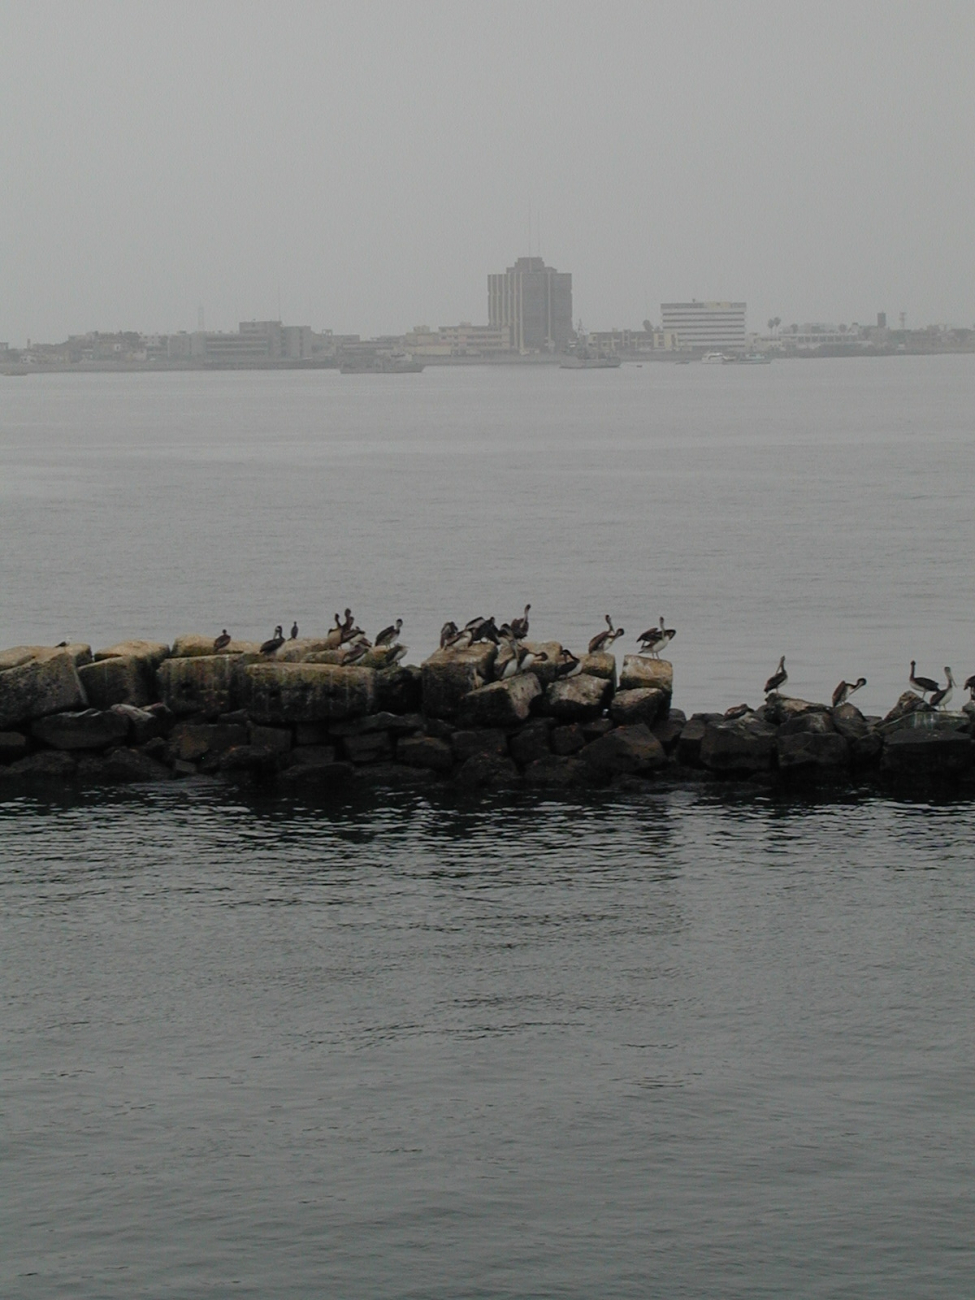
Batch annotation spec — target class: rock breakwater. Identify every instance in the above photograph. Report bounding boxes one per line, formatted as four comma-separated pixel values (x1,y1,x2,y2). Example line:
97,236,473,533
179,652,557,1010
1,635,974,796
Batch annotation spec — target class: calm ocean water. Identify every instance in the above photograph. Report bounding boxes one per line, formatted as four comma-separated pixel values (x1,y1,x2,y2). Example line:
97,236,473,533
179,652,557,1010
2,359,975,1296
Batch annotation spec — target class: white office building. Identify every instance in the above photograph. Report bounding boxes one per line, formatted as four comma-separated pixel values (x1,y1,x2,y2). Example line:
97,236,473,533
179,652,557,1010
661,301,747,352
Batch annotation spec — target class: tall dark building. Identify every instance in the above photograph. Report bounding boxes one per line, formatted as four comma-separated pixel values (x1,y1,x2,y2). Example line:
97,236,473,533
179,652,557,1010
488,257,572,352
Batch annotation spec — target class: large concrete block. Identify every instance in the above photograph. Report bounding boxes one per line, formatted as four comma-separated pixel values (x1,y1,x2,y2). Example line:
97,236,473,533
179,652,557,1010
32,709,130,751
0,651,88,729
421,643,497,719
78,655,153,708
156,654,238,717
460,674,541,728
619,656,673,693
545,673,612,722
239,663,376,724
95,640,171,670
610,687,668,727
700,715,776,773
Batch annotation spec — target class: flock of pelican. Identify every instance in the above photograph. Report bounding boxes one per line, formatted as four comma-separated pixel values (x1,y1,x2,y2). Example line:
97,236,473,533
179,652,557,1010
763,656,975,711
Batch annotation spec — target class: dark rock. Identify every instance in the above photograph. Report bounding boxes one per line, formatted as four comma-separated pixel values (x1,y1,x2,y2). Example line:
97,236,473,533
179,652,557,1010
619,656,673,694
248,724,292,753
881,691,931,727
277,760,356,788
294,723,329,746
218,709,250,725
551,724,586,755
652,709,686,752
610,687,668,728
545,674,612,722
460,674,542,728
168,723,248,763
0,652,87,729
881,729,974,778
830,703,872,741
676,714,723,767
239,663,376,724
424,717,456,741
140,736,168,760
777,731,849,769
101,747,175,783
454,752,520,789
514,642,565,687
578,652,617,683
851,732,884,765
157,655,238,717
581,723,666,778
0,732,28,762
32,708,129,751
450,729,508,762
397,735,454,772
421,643,497,719
172,759,197,776
342,731,394,765
287,745,338,767
764,694,829,726
7,750,77,779
582,717,615,742
522,755,588,787
778,711,836,737
110,703,163,745
78,656,153,709
508,719,553,766
219,745,283,774
700,715,776,773
94,639,170,670
375,664,423,714
328,711,423,737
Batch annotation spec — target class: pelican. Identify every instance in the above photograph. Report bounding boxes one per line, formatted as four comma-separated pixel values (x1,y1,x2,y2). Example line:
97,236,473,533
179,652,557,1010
440,620,459,648
964,673,975,702
929,668,956,711
764,656,787,695
290,621,299,640
260,625,285,655
373,642,407,667
637,615,676,659
498,644,547,678
832,677,867,707
509,604,531,640
554,648,582,678
588,624,624,654
375,618,403,647
469,616,500,644
340,641,370,665
909,661,940,699
213,629,231,652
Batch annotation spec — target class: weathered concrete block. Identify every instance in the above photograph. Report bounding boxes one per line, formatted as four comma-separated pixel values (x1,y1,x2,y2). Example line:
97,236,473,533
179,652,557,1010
516,642,565,687
581,723,666,777
764,693,828,726
110,704,164,745
0,731,29,762
172,634,237,658
156,654,238,717
522,754,588,786
881,691,931,727
342,731,394,764
460,674,541,728
95,640,170,670
778,711,835,737
610,687,668,728
454,752,520,789
32,709,129,751
239,662,376,724
78,655,152,708
830,703,872,741
676,714,722,766
652,709,686,752
509,719,553,765
100,748,174,783
273,638,347,662
0,652,88,729
450,729,508,762
881,729,974,778
218,744,284,774
777,731,850,769
578,651,617,683
248,725,292,754
6,750,77,779
169,722,248,763
375,665,422,714
545,673,612,722
397,735,454,772
619,656,673,694
551,724,586,755
700,715,776,773
421,644,497,719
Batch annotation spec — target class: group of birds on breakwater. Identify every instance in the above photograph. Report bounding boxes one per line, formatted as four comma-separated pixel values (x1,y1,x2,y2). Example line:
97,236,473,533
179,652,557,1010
762,656,975,710
212,610,409,667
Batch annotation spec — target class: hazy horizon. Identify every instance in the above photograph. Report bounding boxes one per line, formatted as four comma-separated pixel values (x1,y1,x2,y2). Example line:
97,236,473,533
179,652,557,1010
3,0,974,344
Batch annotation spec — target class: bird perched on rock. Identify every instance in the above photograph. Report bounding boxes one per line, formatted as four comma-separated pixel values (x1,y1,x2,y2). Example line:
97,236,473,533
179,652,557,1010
588,616,624,654
468,616,500,645
260,625,285,655
929,668,956,710
372,643,407,667
909,661,940,700
553,648,582,678
724,703,751,720
509,604,531,640
340,640,370,665
637,615,676,659
764,656,787,695
440,620,459,648
290,622,299,640
213,630,232,652
832,677,866,707
375,618,403,647
964,673,975,702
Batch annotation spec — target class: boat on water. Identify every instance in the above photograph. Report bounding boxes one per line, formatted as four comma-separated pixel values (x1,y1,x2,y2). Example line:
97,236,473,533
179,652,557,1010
729,352,772,365
701,351,730,364
559,352,622,370
340,352,424,375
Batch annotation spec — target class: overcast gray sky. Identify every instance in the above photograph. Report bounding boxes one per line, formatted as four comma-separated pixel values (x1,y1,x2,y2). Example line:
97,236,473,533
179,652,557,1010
2,0,973,343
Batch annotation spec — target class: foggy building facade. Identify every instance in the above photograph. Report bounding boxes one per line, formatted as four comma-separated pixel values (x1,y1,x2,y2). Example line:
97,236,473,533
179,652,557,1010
488,257,572,352
661,301,747,352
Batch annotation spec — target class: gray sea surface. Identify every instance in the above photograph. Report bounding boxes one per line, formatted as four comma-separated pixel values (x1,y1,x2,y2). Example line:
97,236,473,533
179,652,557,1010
1,359,974,1296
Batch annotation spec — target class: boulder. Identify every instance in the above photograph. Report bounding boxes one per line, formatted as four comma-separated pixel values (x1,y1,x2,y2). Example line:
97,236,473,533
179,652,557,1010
610,687,668,728
94,640,170,670
776,731,849,770
78,655,153,708
156,654,238,717
0,652,88,729
273,638,351,662
248,725,292,754
0,646,40,672
763,693,829,726
238,663,376,724
171,634,243,658
508,719,553,766
830,703,872,741
168,722,248,763
700,714,777,773
0,644,90,671
6,750,77,780
652,709,686,752
460,674,541,729
881,691,931,727
396,735,454,772
579,652,617,684
286,745,338,768
881,729,974,779
545,674,612,722
454,752,520,789
676,714,722,767
0,731,28,762
303,650,352,666
328,711,423,737
217,745,283,775
342,731,394,765
100,748,174,783
778,711,835,737
581,723,667,778
277,760,356,789
619,656,673,694
516,642,565,687
375,665,422,715
450,729,508,762
421,643,497,719
522,754,588,787
551,724,586,755
32,709,129,752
